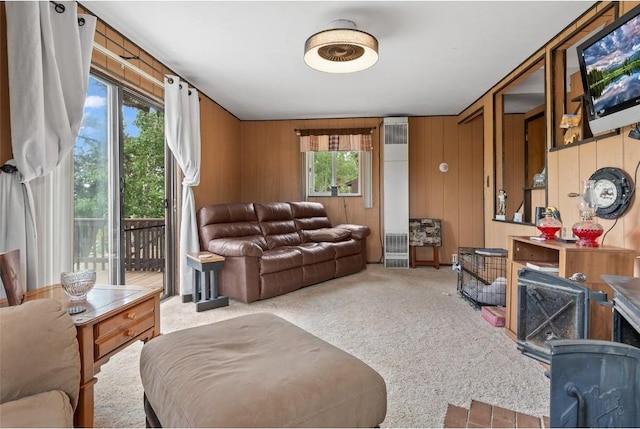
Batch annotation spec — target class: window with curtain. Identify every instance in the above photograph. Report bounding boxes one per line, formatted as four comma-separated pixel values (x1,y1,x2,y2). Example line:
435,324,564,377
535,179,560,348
299,129,372,198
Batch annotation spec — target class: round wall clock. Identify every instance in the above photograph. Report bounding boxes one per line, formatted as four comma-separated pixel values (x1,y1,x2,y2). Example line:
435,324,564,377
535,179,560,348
589,167,634,219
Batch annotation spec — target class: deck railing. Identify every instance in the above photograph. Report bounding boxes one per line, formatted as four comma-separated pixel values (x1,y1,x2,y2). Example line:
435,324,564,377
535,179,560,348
73,218,165,271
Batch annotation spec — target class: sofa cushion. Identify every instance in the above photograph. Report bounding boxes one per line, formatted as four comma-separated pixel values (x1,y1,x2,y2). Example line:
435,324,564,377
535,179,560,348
335,223,371,240
295,242,335,265
290,201,333,242
208,237,264,257
260,248,303,274
255,203,302,249
307,227,351,243
333,239,362,258
0,390,74,428
289,201,332,224
197,203,264,249
0,300,80,408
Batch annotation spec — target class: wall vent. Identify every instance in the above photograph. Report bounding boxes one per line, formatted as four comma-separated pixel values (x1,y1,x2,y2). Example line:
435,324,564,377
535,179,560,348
383,117,409,268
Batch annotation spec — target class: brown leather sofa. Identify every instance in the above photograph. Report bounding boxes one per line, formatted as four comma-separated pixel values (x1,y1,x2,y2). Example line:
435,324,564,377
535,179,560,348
197,201,370,303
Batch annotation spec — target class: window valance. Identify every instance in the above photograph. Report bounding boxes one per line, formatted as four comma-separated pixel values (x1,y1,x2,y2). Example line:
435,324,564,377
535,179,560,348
296,128,374,152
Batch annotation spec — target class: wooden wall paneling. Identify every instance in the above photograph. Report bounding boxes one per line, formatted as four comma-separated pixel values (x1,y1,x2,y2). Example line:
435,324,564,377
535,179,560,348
0,2,10,164
622,125,640,274
457,121,475,247
430,118,445,217
593,133,626,249
595,134,624,170
441,117,460,263
193,97,241,209
408,117,428,217
105,28,125,80
122,40,141,88
137,51,155,95
546,150,560,214
471,116,485,246
555,146,582,232
91,21,108,72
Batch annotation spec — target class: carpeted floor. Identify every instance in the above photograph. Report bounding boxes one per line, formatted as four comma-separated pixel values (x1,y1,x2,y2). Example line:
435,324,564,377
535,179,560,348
93,264,550,428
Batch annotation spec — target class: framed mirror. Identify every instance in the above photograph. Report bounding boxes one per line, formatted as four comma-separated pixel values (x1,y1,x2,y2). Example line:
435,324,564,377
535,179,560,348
494,57,546,224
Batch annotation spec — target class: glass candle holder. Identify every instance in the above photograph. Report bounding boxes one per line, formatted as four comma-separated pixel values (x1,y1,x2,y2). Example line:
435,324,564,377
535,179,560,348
572,179,603,247
536,210,562,240
572,212,604,247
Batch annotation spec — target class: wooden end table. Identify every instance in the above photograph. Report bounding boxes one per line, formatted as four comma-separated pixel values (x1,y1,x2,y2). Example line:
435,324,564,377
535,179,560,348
409,245,440,269
186,252,228,311
23,283,162,428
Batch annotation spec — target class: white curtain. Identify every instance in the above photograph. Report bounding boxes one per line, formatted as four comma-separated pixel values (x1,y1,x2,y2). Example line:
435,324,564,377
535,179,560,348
164,76,201,298
1,2,96,291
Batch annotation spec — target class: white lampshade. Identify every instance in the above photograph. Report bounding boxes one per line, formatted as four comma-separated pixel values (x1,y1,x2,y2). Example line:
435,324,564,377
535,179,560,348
304,20,378,73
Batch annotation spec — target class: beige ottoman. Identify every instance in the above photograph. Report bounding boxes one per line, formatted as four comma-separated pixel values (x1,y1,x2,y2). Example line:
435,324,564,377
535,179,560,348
140,313,387,428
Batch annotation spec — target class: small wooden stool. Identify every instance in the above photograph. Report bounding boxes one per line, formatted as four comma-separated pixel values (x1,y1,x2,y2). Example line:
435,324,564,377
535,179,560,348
409,245,440,269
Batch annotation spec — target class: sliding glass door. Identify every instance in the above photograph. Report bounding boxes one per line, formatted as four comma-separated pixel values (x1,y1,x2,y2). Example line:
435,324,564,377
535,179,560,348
73,75,173,296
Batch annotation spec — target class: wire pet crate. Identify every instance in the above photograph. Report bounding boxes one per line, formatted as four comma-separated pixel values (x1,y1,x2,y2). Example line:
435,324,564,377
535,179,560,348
457,247,508,307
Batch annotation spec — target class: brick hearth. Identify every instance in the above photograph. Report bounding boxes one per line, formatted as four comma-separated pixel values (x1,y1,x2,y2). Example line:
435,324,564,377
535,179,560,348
443,400,549,428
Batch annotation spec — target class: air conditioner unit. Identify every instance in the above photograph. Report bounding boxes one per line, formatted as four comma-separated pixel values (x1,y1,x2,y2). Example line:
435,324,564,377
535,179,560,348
382,117,409,268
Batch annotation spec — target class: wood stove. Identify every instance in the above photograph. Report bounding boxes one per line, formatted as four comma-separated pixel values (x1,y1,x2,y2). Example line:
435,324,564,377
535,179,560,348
516,268,607,364
518,272,640,427
603,274,640,349
549,339,640,427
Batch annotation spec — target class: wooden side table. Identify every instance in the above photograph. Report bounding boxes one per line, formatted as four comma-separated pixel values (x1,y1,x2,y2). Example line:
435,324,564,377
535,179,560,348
23,283,162,428
186,252,228,311
409,245,440,269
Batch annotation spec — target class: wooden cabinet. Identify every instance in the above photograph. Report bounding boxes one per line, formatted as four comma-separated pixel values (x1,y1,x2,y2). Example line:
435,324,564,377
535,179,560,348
505,236,637,341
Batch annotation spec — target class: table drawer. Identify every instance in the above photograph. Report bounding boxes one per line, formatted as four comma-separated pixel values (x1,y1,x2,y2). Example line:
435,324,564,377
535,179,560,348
94,299,155,360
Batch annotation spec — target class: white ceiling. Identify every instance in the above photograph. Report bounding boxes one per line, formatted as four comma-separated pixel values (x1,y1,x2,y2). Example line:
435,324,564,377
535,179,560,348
81,1,595,121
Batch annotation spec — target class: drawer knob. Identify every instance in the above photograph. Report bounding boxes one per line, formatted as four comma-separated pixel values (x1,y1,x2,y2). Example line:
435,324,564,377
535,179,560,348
126,330,137,337
127,312,137,320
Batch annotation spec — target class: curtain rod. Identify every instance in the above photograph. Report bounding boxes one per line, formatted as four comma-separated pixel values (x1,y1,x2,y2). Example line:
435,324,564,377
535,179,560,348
93,42,164,89
295,127,376,136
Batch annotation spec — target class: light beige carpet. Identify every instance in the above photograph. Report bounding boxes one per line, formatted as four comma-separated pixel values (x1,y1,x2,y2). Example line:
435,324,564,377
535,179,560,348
93,264,550,428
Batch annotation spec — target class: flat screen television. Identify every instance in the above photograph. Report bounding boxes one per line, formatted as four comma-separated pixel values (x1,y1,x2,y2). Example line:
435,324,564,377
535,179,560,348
576,4,640,135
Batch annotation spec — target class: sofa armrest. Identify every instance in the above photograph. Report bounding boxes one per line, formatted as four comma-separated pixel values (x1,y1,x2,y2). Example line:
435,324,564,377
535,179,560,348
207,238,264,257
334,224,371,240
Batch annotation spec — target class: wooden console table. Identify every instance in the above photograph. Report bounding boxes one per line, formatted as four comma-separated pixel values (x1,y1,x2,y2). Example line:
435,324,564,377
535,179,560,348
23,283,162,428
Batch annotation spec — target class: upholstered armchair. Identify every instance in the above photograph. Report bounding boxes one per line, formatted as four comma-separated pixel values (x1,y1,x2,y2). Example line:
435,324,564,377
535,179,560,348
0,299,81,427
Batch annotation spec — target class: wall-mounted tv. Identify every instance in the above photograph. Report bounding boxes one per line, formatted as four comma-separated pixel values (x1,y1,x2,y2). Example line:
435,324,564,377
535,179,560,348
576,4,640,135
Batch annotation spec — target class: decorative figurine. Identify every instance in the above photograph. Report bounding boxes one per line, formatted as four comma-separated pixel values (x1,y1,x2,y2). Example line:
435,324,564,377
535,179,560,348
497,189,507,216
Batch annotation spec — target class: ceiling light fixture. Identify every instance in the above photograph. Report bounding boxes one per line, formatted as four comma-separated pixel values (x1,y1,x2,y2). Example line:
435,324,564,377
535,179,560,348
304,19,378,73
